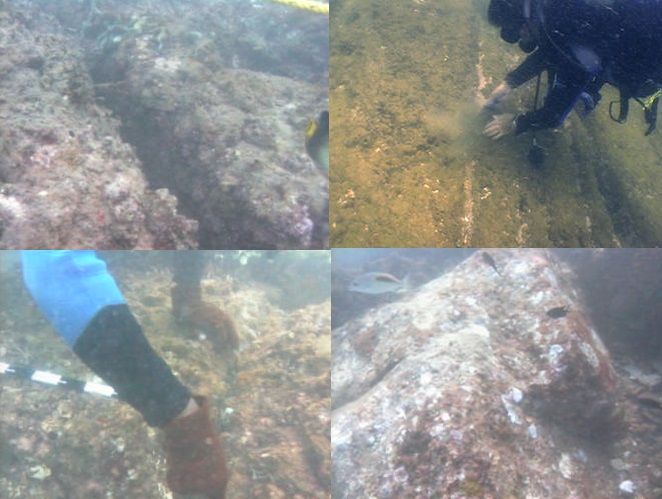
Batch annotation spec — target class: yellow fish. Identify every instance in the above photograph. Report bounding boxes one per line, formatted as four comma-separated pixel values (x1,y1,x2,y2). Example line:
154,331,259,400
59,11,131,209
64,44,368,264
305,110,329,173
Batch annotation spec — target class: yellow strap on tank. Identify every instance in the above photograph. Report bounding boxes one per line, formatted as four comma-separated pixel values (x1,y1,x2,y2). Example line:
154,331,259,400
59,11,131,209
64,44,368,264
642,89,662,110
269,0,329,15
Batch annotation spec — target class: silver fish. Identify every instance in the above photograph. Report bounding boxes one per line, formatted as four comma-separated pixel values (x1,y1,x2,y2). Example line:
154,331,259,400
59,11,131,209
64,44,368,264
349,272,409,294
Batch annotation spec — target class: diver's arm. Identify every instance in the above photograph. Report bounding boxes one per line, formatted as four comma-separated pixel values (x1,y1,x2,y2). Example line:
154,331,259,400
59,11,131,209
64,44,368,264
513,72,587,134
505,49,548,88
485,50,548,109
485,71,587,139
171,251,240,351
21,250,229,498
172,250,208,285
20,250,193,426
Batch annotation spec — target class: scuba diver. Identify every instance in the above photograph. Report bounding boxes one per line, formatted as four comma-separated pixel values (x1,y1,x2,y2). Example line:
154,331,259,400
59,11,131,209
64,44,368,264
483,0,662,140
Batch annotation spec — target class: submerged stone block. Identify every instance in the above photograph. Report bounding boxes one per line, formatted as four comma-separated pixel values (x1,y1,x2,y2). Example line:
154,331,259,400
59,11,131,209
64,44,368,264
332,249,623,498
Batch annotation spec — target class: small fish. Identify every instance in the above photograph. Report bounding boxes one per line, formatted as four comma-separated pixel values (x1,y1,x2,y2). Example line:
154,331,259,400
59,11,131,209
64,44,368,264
349,272,410,295
546,306,569,319
482,251,500,275
305,110,329,173
636,395,662,411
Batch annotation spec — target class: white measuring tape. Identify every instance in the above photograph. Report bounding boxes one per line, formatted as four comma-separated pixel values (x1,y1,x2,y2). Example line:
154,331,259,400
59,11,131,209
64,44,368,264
0,361,117,399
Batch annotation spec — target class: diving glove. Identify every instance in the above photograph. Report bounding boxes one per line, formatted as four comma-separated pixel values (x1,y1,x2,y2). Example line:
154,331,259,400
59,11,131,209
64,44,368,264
172,283,240,350
164,395,229,498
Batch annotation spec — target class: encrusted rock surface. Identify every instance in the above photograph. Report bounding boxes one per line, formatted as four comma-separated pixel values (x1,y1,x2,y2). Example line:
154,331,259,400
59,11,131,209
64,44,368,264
75,0,328,249
0,0,328,249
0,3,197,249
332,249,641,498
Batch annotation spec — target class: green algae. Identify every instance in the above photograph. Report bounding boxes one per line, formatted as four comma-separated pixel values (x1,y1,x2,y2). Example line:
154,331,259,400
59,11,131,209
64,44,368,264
330,0,662,247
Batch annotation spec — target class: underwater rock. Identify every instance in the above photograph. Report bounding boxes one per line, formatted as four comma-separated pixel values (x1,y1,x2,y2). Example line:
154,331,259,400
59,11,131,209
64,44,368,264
0,4,197,249
0,0,328,249
560,249,662,359
332,249,626,498
77,0,328,249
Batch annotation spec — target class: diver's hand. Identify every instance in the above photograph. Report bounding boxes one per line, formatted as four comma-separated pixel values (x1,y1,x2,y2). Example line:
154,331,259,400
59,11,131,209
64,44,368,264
171,283,239,351
187,302,240,351
484,82,512,110
483,113,516,140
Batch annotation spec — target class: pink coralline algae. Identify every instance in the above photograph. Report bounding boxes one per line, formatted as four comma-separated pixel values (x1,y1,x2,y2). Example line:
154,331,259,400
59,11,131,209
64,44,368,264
285,204,315,248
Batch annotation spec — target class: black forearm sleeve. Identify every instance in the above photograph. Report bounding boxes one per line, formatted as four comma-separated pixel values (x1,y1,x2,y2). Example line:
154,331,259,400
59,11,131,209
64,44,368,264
73,304,191,427
172,251,208,286
515,67,590,134
505,49,548,88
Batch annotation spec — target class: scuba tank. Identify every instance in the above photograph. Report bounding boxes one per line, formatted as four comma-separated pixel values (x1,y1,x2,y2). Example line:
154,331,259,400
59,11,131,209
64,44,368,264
605,0,662,134
539,0,662,134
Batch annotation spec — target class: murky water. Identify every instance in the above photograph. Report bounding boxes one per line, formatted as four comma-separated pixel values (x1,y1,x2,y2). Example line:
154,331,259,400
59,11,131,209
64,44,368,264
330,0,662,247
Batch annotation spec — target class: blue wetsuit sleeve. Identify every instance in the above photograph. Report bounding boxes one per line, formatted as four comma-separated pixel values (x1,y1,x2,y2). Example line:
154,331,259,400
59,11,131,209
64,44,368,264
21,250,126,347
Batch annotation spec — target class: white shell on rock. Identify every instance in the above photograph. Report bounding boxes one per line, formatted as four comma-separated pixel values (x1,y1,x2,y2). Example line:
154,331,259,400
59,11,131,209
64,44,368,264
619,480,635,494
29,465,51,481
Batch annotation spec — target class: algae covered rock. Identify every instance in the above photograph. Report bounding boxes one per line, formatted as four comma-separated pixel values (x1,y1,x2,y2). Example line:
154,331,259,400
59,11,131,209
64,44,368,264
332,249,628,498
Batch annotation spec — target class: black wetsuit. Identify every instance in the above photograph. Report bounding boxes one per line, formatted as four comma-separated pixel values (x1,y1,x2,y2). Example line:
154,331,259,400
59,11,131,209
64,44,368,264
491,0,662,134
